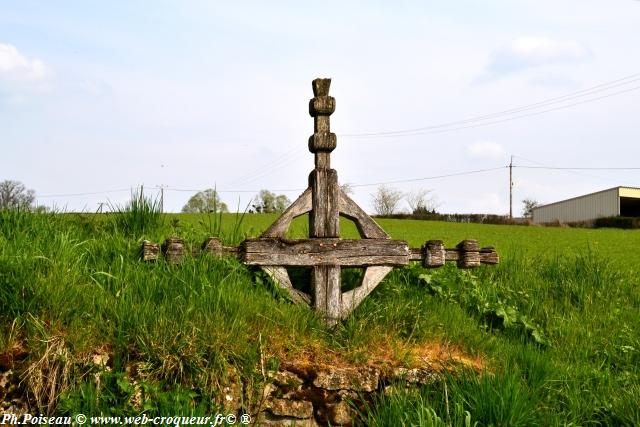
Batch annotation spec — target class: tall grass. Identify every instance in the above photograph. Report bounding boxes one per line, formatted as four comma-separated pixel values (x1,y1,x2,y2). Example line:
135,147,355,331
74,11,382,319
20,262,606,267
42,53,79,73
359,369,543,427
108,186,164,237
0,208,327,414
196,197,250,245
0,211,638,424
334,248,639,425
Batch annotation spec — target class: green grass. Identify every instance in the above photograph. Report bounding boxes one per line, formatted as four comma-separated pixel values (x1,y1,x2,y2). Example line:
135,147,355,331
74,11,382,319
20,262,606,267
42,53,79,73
1,208,639,425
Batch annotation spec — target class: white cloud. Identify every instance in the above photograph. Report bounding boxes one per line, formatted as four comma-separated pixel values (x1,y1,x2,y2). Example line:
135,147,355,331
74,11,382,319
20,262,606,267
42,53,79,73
467,141,505,159
479,37,591,80
0,43,47,81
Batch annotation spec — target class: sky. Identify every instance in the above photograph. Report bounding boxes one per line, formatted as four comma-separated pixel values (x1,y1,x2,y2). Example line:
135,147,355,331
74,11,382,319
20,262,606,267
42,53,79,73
1,0,639,215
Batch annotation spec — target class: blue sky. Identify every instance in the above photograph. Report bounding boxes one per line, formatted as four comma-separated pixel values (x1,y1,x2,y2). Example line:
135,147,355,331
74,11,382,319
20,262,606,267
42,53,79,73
2,1,639,214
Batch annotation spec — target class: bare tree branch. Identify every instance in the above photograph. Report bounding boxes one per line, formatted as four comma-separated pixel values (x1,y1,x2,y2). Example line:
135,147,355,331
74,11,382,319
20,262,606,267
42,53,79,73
340,182,354,196
406,188,439,214
0,180,35,210
370,185,403,216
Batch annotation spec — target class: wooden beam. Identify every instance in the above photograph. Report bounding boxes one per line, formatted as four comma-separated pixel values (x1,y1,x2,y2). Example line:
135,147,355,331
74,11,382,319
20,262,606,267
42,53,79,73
309,169,339,237
456,240,481,268
261,266,311,306
261,188,312,238
243,238,410,267
480,247,499,264
142,240,159,262
341,266,393,318
313,265,341,325
410,241,499,267
338,189,389,239
422,240,445,268
162,237,185,264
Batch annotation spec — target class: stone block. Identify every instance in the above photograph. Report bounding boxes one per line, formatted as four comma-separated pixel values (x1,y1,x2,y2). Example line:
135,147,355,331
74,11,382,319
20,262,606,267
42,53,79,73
312,367,379,392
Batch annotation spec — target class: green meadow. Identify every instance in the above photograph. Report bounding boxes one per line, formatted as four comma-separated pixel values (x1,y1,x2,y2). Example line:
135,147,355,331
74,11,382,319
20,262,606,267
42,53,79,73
1,206,639,425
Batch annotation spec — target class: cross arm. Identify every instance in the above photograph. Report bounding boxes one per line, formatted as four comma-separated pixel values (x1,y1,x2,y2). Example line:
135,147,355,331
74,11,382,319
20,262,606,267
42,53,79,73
241,238,498,269
145,237,498,270
408,239,499,268
242,238,410,267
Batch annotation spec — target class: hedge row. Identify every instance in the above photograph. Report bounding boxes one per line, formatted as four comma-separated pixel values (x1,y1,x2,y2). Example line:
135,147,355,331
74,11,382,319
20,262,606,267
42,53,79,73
375,214,640,229
594,216,640,229
374,213,530,225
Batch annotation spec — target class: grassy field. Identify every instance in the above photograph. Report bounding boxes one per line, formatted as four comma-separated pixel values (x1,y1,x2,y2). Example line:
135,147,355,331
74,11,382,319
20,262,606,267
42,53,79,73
1,206,639,425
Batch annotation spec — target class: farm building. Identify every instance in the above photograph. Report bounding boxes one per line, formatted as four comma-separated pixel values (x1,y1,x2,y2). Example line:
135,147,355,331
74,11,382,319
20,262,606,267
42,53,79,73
532,186,640,224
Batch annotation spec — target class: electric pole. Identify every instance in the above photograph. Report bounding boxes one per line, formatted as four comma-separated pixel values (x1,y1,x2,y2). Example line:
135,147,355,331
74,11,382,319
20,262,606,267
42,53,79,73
159,164,166,213
156,184,167,213
509,155,513,219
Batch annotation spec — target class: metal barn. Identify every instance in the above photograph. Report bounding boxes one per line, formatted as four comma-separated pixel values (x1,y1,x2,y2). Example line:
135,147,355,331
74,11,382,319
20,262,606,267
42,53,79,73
532,186,640,224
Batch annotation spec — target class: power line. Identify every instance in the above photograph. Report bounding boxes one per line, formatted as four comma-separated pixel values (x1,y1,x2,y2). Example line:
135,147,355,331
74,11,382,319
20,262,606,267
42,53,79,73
34,167,508,199
167,187,304,193
224,146,309,189
514,166,640,170
217,73,640,190
223,145,307,188
34,163,638,200
171,167,509,192
341,73,640,137
37,188,132,198
512,154,620,185
340,85,640,139
349,167,507,188
340,74,640,138
34,74,640,202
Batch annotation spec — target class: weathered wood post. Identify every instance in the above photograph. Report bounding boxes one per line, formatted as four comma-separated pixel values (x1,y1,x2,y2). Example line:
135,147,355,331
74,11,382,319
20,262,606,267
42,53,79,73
162,237,185,264
308,78,342,323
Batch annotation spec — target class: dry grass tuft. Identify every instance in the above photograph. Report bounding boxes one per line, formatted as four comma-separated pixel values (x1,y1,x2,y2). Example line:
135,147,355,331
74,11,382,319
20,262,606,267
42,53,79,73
22,336,73,413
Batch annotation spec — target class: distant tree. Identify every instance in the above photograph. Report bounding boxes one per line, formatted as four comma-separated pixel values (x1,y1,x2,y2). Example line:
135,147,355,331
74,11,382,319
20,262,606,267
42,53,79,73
251,190,291,213
181,189,228,213
0,180,35,210
522,198,539,218
371,185,403,216
340,182,354,196
406,188,439,215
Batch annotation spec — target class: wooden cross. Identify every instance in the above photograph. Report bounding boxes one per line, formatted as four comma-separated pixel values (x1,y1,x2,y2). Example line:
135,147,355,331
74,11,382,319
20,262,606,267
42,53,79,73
143,78,499,323
239,78,499,324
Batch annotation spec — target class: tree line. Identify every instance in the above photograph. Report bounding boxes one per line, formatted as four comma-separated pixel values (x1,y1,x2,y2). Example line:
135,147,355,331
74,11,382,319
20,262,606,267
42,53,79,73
1,179,539,218
181,189,291,214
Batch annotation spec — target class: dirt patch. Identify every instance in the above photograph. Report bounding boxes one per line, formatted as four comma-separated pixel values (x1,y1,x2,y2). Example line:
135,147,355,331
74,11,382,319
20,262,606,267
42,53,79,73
269,336,483,375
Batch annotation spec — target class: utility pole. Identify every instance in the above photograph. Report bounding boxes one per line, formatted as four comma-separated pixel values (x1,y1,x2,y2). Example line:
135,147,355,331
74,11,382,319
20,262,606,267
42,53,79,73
157,184,167,213
159,164,166,213
509,155,513,219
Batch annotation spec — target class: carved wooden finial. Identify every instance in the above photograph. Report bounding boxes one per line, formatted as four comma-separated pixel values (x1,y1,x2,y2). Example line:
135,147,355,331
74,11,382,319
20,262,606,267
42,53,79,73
312,78,331,96
309,77,337,169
